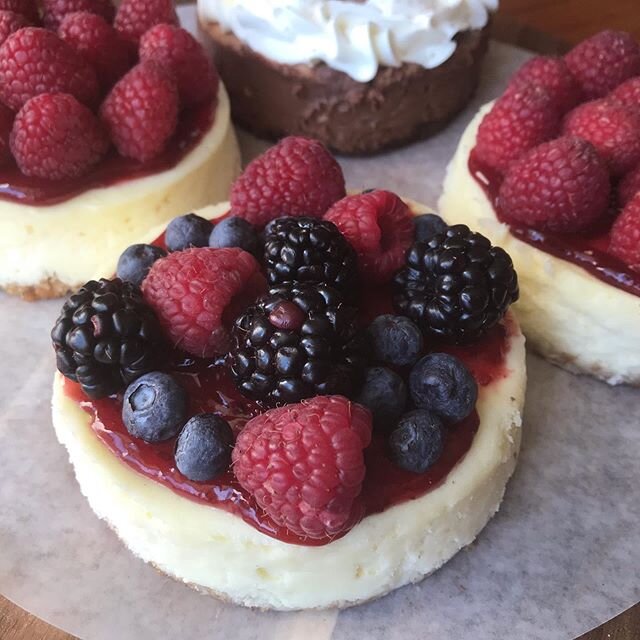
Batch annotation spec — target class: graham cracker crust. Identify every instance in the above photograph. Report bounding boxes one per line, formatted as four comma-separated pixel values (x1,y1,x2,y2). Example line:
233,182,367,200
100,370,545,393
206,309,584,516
2,276,75,301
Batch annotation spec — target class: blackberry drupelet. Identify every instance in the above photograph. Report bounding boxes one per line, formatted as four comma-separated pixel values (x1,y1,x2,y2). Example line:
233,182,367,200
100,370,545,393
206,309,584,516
393,224,519,343
51,278,165,398
229,283,367,405
263,217,357,290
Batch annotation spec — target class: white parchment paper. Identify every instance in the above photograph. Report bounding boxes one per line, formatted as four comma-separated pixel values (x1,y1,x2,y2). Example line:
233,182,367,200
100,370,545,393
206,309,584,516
0,7,638,639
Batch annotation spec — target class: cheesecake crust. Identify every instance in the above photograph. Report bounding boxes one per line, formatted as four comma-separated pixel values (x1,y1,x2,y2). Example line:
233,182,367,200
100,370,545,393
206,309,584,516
2,276,74,301
201,20,490,155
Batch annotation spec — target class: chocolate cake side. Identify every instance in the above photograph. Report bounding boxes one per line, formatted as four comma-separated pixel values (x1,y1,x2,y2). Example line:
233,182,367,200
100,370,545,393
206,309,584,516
202,21,490,155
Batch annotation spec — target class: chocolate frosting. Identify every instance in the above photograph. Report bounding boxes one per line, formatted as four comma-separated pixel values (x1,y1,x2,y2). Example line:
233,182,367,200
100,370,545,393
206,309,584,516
203,21,490,155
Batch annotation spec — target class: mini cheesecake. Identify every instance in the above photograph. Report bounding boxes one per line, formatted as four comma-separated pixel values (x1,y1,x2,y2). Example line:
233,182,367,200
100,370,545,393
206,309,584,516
51,199,526,611
197,0,494,154
0,87,240,301
439,104,640,386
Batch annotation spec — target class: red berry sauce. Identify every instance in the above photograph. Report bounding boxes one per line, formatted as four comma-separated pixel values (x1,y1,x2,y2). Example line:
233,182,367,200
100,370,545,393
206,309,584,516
0,101,215,207
469,149,640,297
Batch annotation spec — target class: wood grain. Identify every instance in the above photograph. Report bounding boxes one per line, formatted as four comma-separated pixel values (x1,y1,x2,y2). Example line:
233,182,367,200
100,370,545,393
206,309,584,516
2,3,639,639
499,0,640,44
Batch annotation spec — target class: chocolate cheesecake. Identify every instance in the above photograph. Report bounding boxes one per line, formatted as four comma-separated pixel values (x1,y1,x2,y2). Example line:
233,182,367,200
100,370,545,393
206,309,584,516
197,0,495,155
201,22,489,155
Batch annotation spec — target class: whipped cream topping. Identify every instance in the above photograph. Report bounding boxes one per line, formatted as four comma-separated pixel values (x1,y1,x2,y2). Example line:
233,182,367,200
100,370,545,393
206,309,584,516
199,0,497,82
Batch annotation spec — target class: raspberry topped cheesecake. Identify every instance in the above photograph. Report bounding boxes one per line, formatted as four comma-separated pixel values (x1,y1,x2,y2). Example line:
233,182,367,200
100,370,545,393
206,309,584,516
0,0,239,300
198,0,495,154
440,30,640,385
51,137,526,610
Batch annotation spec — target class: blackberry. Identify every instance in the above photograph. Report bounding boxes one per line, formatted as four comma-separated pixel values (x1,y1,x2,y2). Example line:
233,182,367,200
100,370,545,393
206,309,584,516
393,224,519,343
51,278,165,398
229,283,367,406
263,217,357,290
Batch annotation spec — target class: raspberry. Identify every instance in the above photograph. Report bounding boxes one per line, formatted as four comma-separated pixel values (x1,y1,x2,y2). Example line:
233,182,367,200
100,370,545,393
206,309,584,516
0,99,13,164
610,192,640,271
59,12,133,89
232,395,372,540
498,136,610,233
230,136,346,228
507,56,582,114
610,77,640,111
563,99,640,176
0,28,100,111
475,84,561,174
100,61,178,162
324,190,414,284
0,0,38,23
10,92,109,179
114,0,177,44
565,30,640,100
42,0,115,30
0,10,28,47
619,164,640,207
141,247,266,358
139,24,218,107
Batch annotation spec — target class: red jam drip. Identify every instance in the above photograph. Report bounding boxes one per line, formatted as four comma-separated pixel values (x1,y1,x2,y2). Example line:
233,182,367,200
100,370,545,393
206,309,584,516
0,100,215,207
63,308,514,547
468,149,640,298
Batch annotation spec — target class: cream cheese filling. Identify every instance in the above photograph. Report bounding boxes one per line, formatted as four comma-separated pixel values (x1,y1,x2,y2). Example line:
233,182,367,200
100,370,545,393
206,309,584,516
439,103,640,386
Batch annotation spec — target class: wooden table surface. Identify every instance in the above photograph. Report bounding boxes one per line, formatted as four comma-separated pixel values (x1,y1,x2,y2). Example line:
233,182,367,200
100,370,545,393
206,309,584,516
2,1,639,638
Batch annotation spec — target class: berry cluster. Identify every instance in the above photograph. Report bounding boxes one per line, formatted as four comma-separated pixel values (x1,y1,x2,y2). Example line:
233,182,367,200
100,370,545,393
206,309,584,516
475,29,640,271
0,0,218,178
52,136,519,539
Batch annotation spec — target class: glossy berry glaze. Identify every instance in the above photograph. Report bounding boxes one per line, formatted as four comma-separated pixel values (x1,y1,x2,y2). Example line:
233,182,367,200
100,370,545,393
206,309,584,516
63,222,517,547
469,150,640,298
0,101,215,207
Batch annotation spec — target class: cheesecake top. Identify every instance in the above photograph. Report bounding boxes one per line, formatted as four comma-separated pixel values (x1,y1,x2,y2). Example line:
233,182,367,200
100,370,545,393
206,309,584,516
198,0,497,81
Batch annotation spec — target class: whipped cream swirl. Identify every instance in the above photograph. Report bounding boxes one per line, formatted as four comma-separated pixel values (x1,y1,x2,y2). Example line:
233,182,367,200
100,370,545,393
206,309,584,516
199,0,497,82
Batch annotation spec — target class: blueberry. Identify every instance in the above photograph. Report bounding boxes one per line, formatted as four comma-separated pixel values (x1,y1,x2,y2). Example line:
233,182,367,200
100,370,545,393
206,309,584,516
388,410,444,473
414,213,448,242
116,244,166,287
175,414,234,482
209,216,259,255
355,366,407,432
165,213,213,251
368,314,423,367
122,372,188,442
409,353,477,423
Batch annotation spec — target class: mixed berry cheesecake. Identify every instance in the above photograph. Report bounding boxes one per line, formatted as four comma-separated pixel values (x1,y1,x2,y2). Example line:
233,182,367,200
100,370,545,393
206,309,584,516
51,137,526,610
440,30,640,385
0,0,239,300
197,0,495,154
